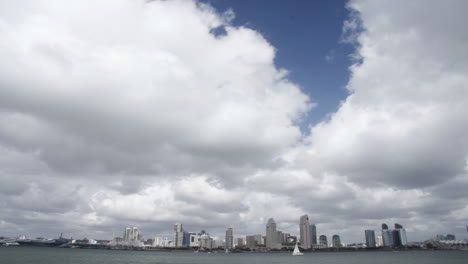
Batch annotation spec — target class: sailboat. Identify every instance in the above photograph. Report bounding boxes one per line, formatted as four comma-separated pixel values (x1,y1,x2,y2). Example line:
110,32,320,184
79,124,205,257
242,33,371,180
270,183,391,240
292,242,304,256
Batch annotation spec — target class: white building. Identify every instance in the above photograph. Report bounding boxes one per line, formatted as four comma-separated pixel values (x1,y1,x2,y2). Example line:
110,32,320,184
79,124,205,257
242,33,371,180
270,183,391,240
377,235,383,247
122,227,144,247
199,234,213,249
153,236,171,247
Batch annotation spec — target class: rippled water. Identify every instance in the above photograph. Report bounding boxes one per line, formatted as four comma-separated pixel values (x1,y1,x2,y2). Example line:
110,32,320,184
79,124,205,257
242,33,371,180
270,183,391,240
1,247,468,264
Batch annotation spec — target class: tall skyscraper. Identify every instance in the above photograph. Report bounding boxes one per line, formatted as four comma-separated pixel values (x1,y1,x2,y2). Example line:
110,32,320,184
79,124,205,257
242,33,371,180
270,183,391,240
174,223,184,248
266,218,280,249
123,227,131,241
393,223,407,246
299,215,311,249
319,235,328,247
332,235,341,247
225,227,233,250
365,230,376,248
381,223,393,247
310,224,317,244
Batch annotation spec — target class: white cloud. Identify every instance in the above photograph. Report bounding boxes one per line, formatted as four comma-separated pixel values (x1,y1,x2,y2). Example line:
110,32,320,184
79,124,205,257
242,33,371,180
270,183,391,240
1,0,468,242
0,0,311,178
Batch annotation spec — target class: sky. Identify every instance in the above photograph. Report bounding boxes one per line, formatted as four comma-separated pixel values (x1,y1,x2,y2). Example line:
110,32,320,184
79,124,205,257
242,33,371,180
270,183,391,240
0,0,468,243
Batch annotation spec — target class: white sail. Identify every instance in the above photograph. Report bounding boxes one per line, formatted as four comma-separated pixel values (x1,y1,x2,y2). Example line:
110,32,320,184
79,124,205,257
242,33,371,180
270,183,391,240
292,242,304,256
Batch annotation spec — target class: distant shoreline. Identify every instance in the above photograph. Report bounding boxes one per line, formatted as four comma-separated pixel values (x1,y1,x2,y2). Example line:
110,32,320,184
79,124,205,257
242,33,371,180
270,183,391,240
2,244,466,252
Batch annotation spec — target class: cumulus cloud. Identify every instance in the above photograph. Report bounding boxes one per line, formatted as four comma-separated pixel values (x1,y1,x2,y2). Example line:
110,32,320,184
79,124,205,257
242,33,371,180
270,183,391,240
0,0,310,178
308,0,468,189
0,0,467,243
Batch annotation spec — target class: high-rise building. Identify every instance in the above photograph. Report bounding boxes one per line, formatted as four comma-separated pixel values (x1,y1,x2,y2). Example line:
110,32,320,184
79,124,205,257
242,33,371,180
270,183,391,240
183,231,191,247
266,218,280,249
282,233,290,244
310,224,317,245
236,238,244,248
122,227,143,247
446,234,456,240
153,236,170,247
393,223,407,246
319,235,328,247
189,232,200,247
254,234,263,245
123,227,131,241
365,230,376,248
376,235,383,247
332,235,341,248
174,223,184,248
286,235,297,245
225,228,233,250
299,215,311,249
381,223,393,247
277,230,284,244
212,237,224,249
199,233,213,249
246,235,258,249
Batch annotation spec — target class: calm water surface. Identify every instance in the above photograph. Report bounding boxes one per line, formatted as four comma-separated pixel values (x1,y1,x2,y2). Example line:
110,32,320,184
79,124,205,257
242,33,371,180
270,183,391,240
1,247,467,264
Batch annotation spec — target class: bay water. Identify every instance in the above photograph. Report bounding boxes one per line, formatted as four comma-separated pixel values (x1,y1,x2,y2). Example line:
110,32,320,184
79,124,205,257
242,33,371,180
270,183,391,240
1,247,467,264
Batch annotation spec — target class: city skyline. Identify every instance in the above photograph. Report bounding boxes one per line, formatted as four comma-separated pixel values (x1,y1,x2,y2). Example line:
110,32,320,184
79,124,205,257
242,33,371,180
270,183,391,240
3,216,467,249
1,0,468,243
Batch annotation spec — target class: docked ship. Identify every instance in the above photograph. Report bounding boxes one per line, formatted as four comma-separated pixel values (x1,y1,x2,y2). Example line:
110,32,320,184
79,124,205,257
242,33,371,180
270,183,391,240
16,234,70,247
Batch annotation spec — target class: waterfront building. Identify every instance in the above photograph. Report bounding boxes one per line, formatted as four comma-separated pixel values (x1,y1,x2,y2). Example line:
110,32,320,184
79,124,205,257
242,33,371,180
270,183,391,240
213,237,224,248
365,230,376,248
225,228,233,250
283,233,290,244
277,230,284,245
174,223,184,248
199,233,213,249
310,224,317,245
376,235,383,247
319,235,328,247
189,232,200,247
122,227,143,247
393,223,407,246
299,215,311,249
446,234,456,240
153,236,171,247
183,231,191,247
266,218,281,249
332,235,341,248
286,235,297,245
246,235,258,249
236,237,244,248
381,223,393,247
